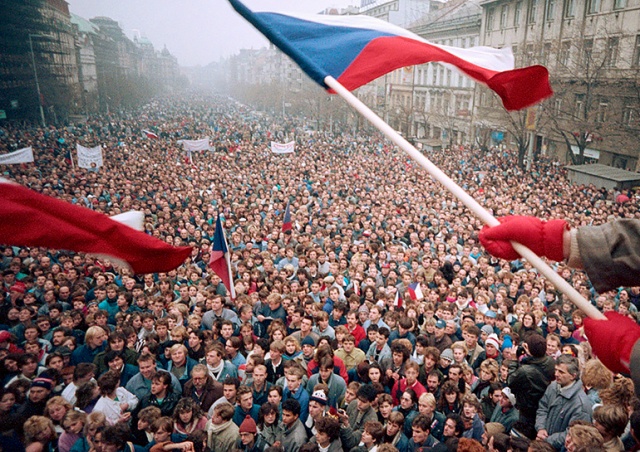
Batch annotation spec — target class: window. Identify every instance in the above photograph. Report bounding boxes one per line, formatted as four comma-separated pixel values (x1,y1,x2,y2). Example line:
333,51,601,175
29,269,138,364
634,35,640,67
500,5,509,29
554,98,562,116
597,102,608,123
622,106,636,127
486,8,495,32
588,0,600,14
514,1,522,26
564,0,575,17
606,37,619,66
575,94,584,119
614,0,627,9
560,41,571,67
545,0,555,21
528,0,538,24
526,44,534,65
542,42,552,65
582,39,593,66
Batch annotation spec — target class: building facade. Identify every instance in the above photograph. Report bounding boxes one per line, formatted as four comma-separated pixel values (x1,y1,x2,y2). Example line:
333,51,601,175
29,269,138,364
478,0,640,169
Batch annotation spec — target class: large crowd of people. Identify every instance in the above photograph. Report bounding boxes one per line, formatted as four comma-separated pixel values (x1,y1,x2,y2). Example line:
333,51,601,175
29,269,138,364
1,94,639,452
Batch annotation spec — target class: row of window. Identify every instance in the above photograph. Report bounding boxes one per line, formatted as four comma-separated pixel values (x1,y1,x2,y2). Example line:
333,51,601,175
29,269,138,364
553,96,638,127
486,0,628,32
511,35,640,68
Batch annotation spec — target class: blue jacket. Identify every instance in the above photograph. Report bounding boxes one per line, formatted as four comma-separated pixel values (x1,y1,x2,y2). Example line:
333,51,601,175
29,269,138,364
283,385,310,423
71,342,105,366
166,356,198,388
233,404,261,427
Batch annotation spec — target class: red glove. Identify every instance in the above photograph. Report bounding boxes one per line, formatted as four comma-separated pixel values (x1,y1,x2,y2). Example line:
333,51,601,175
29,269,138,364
584,312,640,374
478,216,568,262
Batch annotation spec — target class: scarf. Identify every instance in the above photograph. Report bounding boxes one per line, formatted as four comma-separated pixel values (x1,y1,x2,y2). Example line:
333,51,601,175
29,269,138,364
209,419,233,434
208,362,224,381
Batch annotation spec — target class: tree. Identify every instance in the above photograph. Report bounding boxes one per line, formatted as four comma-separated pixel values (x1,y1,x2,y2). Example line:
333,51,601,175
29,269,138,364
540,27,636,166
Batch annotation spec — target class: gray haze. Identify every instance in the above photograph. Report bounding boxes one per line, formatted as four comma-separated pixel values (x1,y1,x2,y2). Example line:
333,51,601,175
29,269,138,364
67,0,357,67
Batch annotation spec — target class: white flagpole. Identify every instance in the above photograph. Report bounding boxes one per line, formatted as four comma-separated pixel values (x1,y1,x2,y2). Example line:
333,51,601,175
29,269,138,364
324,75,604,321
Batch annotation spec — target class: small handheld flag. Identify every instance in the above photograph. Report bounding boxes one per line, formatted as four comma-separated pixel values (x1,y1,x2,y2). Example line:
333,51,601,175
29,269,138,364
228,0,552,111
209,215,237,298
408,282,424,301
143,130,158,139
282,201,292,233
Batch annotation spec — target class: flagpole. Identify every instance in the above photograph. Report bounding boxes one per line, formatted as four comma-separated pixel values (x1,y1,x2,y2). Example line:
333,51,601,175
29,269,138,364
324,75,604,321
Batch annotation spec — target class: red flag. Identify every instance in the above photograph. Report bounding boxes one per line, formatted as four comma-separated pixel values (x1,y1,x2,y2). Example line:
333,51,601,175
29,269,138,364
0,179,191,274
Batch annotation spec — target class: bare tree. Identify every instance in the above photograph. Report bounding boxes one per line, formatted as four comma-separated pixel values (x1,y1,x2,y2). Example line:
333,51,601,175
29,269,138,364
541,28,634,165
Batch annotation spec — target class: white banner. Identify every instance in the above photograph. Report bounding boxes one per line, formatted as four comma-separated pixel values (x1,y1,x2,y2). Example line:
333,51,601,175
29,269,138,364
271,141,295,154
76,144,103,169
0,147,34,164
178,137,211,152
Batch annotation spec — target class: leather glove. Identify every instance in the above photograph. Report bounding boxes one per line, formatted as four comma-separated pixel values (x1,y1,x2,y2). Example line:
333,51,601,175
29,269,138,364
479,216,568,261
584,312,640,374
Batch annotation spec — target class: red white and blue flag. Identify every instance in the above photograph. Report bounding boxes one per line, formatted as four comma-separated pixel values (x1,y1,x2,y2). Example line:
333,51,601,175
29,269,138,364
0,178,191,274
209,215,236,298
408,282,424,301
228,0,552,111
282,201,292,233
394,290,402,309
143,130,158,139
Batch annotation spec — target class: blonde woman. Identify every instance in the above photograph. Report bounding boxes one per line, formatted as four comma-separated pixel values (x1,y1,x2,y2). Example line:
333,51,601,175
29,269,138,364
23,415,57,452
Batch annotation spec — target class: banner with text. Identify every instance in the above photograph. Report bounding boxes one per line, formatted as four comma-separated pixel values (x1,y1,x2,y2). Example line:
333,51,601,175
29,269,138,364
0,147,34,164
76,144,103,169
178,138,211,152
270,141,295,154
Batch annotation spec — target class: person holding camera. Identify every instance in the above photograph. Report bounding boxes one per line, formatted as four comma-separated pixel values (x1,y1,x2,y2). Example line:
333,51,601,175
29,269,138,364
505,333,555,427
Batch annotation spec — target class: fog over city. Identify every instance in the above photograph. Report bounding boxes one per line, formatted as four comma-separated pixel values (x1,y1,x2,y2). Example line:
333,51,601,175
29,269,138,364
67,0,358,67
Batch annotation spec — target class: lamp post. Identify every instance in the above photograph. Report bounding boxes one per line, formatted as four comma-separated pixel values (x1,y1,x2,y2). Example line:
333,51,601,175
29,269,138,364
28,33,46,127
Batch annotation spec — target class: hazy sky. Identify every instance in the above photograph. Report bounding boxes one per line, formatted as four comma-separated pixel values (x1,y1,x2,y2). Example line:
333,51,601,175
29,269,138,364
67,0,358,67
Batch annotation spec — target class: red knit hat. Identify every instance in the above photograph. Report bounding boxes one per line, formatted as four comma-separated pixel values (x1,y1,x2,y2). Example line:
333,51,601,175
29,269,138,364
239,415,257,434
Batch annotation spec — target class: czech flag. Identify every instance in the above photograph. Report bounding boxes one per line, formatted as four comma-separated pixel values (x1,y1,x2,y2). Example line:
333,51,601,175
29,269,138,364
209,215,236,298
229,0,552,111
282,201,292,233
408,282,424,301
143,130,158,139
0,178,191,274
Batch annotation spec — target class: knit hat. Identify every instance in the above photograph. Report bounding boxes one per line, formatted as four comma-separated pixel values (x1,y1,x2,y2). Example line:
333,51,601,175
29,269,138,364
501,335,513,351
10,283,26,294
0,331,11,343
301,336,316,347
525,333,547,358
502,387,516,406
31,377,54,391
440,348,454,362
481,325,494,336
239,415,257,434
310,390,328,406
485,334,500,351
358,304,369,314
